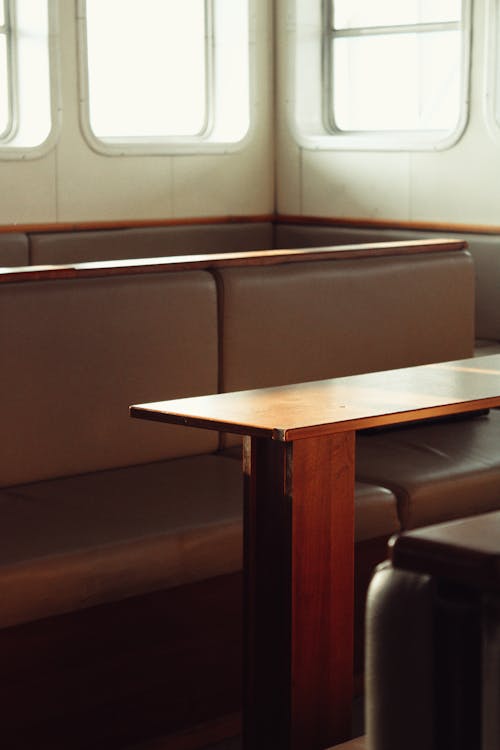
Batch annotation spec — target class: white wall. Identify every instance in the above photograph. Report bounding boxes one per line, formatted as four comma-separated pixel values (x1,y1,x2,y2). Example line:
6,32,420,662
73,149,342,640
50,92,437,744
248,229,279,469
276,0,500,228
0,0,274,225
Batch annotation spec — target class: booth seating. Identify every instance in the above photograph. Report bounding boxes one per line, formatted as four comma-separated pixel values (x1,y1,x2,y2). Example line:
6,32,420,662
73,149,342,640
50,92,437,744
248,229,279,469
0,232,29,266
28,221,274,265
3,217,500,352
336,510,500,750
275,222,500,351
0,239,499,748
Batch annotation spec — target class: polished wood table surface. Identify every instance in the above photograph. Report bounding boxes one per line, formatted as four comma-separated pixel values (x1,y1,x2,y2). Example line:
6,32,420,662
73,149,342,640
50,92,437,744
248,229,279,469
130,354,500,750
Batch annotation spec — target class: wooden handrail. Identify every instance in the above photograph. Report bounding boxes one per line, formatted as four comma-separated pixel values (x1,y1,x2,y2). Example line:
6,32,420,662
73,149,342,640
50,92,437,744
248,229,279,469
0,212,499,235
0,214,275,234
278,213,500,236
0,239,467,284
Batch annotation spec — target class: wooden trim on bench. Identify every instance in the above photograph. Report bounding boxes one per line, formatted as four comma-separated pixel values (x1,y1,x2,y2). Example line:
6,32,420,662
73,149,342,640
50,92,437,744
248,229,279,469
277,213,500,236
0,214,275,234
1,212,500,236
0,239,467,284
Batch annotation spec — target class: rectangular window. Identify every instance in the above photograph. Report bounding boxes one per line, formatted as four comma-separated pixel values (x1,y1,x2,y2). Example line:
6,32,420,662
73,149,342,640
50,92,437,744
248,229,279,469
0,0,56,156
0,0,13,139
85,0,208,139
324,0,466,140
491,1,500,132
80,0,251,153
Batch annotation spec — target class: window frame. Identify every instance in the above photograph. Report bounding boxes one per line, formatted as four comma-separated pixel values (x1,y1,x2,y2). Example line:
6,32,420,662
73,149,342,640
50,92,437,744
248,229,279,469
323,3,463,136
485,0,500,146
0,0,17,143
77,0,254,156
0,0,60,161
289,0,472,152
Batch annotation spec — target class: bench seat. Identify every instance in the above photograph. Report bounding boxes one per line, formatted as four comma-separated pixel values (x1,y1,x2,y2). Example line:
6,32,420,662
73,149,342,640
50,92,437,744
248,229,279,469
356,411,500,529
0,449,399,628
0,454,242,629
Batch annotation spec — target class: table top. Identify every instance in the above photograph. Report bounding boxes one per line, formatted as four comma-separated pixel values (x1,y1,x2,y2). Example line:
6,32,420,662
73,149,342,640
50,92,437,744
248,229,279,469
130,354,500,442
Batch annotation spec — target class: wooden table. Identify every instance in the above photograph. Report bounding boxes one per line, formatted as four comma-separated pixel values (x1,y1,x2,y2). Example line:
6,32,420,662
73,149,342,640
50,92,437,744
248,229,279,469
130,354,500,750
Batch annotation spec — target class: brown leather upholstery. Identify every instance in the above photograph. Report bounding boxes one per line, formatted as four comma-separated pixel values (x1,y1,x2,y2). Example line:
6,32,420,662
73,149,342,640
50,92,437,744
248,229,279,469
0,233,29,266
0,463,398,627
356,411,500,529
219,254,474,394
0,270,219,486
218,252,474,448
277,223,500,343
354,482,400,542
29,223,274,264
0,455,243,628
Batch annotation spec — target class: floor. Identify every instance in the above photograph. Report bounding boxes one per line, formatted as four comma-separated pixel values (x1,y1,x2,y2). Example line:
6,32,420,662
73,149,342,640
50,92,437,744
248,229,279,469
202,695,365,750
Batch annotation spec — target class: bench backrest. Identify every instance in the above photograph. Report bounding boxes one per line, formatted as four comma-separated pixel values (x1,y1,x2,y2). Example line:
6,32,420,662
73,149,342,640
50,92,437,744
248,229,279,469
0,270,219,487
29,223,274,265
0,233,29,267
0,240,473,484
218,250,474,446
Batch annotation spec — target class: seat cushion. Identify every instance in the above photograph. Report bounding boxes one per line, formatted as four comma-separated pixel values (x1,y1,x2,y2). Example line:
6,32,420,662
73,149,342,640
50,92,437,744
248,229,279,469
356,411,500,530
0,453,399,628
0,454,243,628
354,481,400,543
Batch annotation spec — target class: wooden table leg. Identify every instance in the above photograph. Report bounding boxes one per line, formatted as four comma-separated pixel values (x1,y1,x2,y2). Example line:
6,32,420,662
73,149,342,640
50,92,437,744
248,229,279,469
242,431,355,750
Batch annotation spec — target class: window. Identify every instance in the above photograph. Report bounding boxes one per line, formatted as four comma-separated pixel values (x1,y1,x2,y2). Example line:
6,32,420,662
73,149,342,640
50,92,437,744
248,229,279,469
0,0,14,139
79,0,251,154
487,0,500,139
291,0,471,151
0,0,56,156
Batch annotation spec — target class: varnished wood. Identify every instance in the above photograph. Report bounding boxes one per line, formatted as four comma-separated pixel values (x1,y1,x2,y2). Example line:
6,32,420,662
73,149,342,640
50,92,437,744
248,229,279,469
290,433,354,749
242,433,354,750
0,238,466,284
279,212,500,235
131,354,500,750
131,354,500,441
0,214,274,234
2,211,500,236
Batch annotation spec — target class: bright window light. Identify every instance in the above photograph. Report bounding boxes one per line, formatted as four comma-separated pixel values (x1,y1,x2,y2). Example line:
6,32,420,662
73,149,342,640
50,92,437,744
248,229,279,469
85,0,207,138
0,0,54,153
332,31,461,132
80,0,251,151
13,0,53,148
0,32,10,138
327,0,463,134
333,0,461,29
317,0,468,145
493,1,500,129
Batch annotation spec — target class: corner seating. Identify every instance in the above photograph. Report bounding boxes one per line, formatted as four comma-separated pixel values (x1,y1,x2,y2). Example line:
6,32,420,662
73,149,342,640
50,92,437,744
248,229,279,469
1,238,499,747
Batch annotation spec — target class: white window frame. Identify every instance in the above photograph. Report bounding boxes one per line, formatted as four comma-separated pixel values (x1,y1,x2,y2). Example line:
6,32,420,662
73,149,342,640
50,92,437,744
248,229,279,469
289,0,472,152
77,0,254,156
484,0,500,146
0,0,16,142
0,0,59,160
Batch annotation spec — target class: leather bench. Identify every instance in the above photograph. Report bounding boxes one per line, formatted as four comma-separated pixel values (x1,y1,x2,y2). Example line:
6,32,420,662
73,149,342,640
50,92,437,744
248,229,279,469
28,221,274,264
0,238,495,747
0,232,29,266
